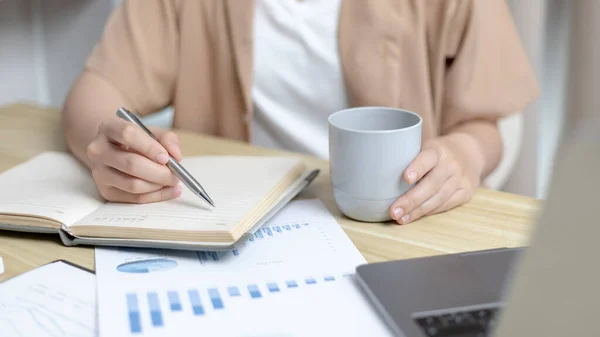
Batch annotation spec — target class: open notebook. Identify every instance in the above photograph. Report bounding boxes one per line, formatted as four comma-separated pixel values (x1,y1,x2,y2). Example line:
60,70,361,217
0,152,318,250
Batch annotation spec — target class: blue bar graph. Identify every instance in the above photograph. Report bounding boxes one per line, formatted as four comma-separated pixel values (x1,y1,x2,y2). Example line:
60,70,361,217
122,272,350,334
248,284,262,298
294,224,301,229
274,226,282,233
264,227,273,236
255,231,264,239
284,225,291,230
187,290,205,316
208,288,224,309
227,286,241,297
126,293,142,334
266,282,280,293
147,292,164,327
167,291,182,311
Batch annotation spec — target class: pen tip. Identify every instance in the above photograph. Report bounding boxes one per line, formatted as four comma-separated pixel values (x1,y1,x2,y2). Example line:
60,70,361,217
204,196,215,208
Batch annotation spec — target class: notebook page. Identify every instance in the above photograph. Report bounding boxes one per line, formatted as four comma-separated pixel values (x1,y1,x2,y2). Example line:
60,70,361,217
0,152,104,226
71,156,302,233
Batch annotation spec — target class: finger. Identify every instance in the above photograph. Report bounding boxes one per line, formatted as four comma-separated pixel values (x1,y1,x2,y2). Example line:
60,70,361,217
432,187,473,214
100,119,169,165
99,185,182,204
390,164,449,223
403,147,440,184
92,165,164,194
432,187,473,215
153,129,182,161
401,177,459,224
101,143,180,186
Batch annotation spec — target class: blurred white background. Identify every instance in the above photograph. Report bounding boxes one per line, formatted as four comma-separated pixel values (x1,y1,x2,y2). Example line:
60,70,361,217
0,0,588,199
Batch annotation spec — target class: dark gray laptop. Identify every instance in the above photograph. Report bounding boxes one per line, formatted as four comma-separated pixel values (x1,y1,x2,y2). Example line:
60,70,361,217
355,119,600,337
355,247,519,337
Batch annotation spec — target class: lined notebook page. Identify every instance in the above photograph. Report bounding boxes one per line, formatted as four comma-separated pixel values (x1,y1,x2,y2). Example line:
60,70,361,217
70,156,302,233
0,152,104,226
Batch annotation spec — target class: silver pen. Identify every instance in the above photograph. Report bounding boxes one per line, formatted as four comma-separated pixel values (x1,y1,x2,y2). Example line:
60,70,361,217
116,107,215,207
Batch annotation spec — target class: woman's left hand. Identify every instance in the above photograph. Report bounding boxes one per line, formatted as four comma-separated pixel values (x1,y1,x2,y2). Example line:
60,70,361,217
389,133,485,225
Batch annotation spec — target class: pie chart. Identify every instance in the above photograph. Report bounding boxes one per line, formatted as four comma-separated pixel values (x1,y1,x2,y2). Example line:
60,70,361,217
116,258,178,273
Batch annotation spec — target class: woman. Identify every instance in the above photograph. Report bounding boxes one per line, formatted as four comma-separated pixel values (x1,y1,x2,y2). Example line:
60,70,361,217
62,0,538,225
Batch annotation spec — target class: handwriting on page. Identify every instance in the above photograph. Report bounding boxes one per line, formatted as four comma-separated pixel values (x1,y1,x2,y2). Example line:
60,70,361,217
91,215,147,224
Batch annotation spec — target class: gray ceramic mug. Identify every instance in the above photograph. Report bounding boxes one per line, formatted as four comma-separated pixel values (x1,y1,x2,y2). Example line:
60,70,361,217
328,107,422,222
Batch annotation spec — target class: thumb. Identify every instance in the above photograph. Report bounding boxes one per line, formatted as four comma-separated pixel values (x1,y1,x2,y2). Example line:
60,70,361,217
150,127,182,161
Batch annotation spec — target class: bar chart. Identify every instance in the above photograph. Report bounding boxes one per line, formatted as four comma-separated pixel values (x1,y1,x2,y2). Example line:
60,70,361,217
123,272,353,335
195,222,311,263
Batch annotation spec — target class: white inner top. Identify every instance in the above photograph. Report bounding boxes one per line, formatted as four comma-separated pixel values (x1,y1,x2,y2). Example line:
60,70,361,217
251,0,349,159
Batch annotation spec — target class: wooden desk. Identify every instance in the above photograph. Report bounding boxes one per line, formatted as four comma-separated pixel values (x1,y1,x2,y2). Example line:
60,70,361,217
0,103,541,282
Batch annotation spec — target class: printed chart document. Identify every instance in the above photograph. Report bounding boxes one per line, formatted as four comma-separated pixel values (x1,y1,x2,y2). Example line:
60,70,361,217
100,272,392,337
0,261,96,337
95,199,366,277
95,199,394,337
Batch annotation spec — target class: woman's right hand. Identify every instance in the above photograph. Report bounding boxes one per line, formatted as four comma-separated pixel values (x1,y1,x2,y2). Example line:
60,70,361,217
86,118,183,203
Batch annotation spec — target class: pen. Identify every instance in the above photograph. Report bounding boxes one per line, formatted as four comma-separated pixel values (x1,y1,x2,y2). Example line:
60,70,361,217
116,107,215,207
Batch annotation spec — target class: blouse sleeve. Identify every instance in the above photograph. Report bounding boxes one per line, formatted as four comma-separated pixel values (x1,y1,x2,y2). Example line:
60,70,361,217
84,0,181,116
439,0,540,133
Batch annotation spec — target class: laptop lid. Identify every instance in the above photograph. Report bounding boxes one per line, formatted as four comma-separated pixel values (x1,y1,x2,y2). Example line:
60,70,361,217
492,122,600,336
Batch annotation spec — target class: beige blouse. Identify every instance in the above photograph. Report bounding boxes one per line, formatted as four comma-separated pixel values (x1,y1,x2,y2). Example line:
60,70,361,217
85,0,539,143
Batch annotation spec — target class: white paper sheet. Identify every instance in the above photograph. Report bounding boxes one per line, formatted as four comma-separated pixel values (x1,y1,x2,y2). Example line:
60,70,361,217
98,272,394,337
95,199,393,337
94,199,366,279
0,261,96,337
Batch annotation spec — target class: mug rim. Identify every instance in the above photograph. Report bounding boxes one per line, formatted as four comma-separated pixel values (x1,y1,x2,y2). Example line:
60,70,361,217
328,106,422,134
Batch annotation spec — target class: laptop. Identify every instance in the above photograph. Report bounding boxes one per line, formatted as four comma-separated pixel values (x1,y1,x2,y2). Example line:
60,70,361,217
355,120,600,337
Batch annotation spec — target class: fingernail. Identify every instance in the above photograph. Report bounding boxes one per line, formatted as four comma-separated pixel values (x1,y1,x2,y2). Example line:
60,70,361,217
407,172,417,184
169,143,182,157
392,207,404,220
401,214,411,223
156,153,168,164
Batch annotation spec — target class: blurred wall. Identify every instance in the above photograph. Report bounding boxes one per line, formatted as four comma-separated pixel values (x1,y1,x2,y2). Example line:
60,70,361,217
565,1,600,132
505,0,573,198
0,0,113,107
0,1,38,106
